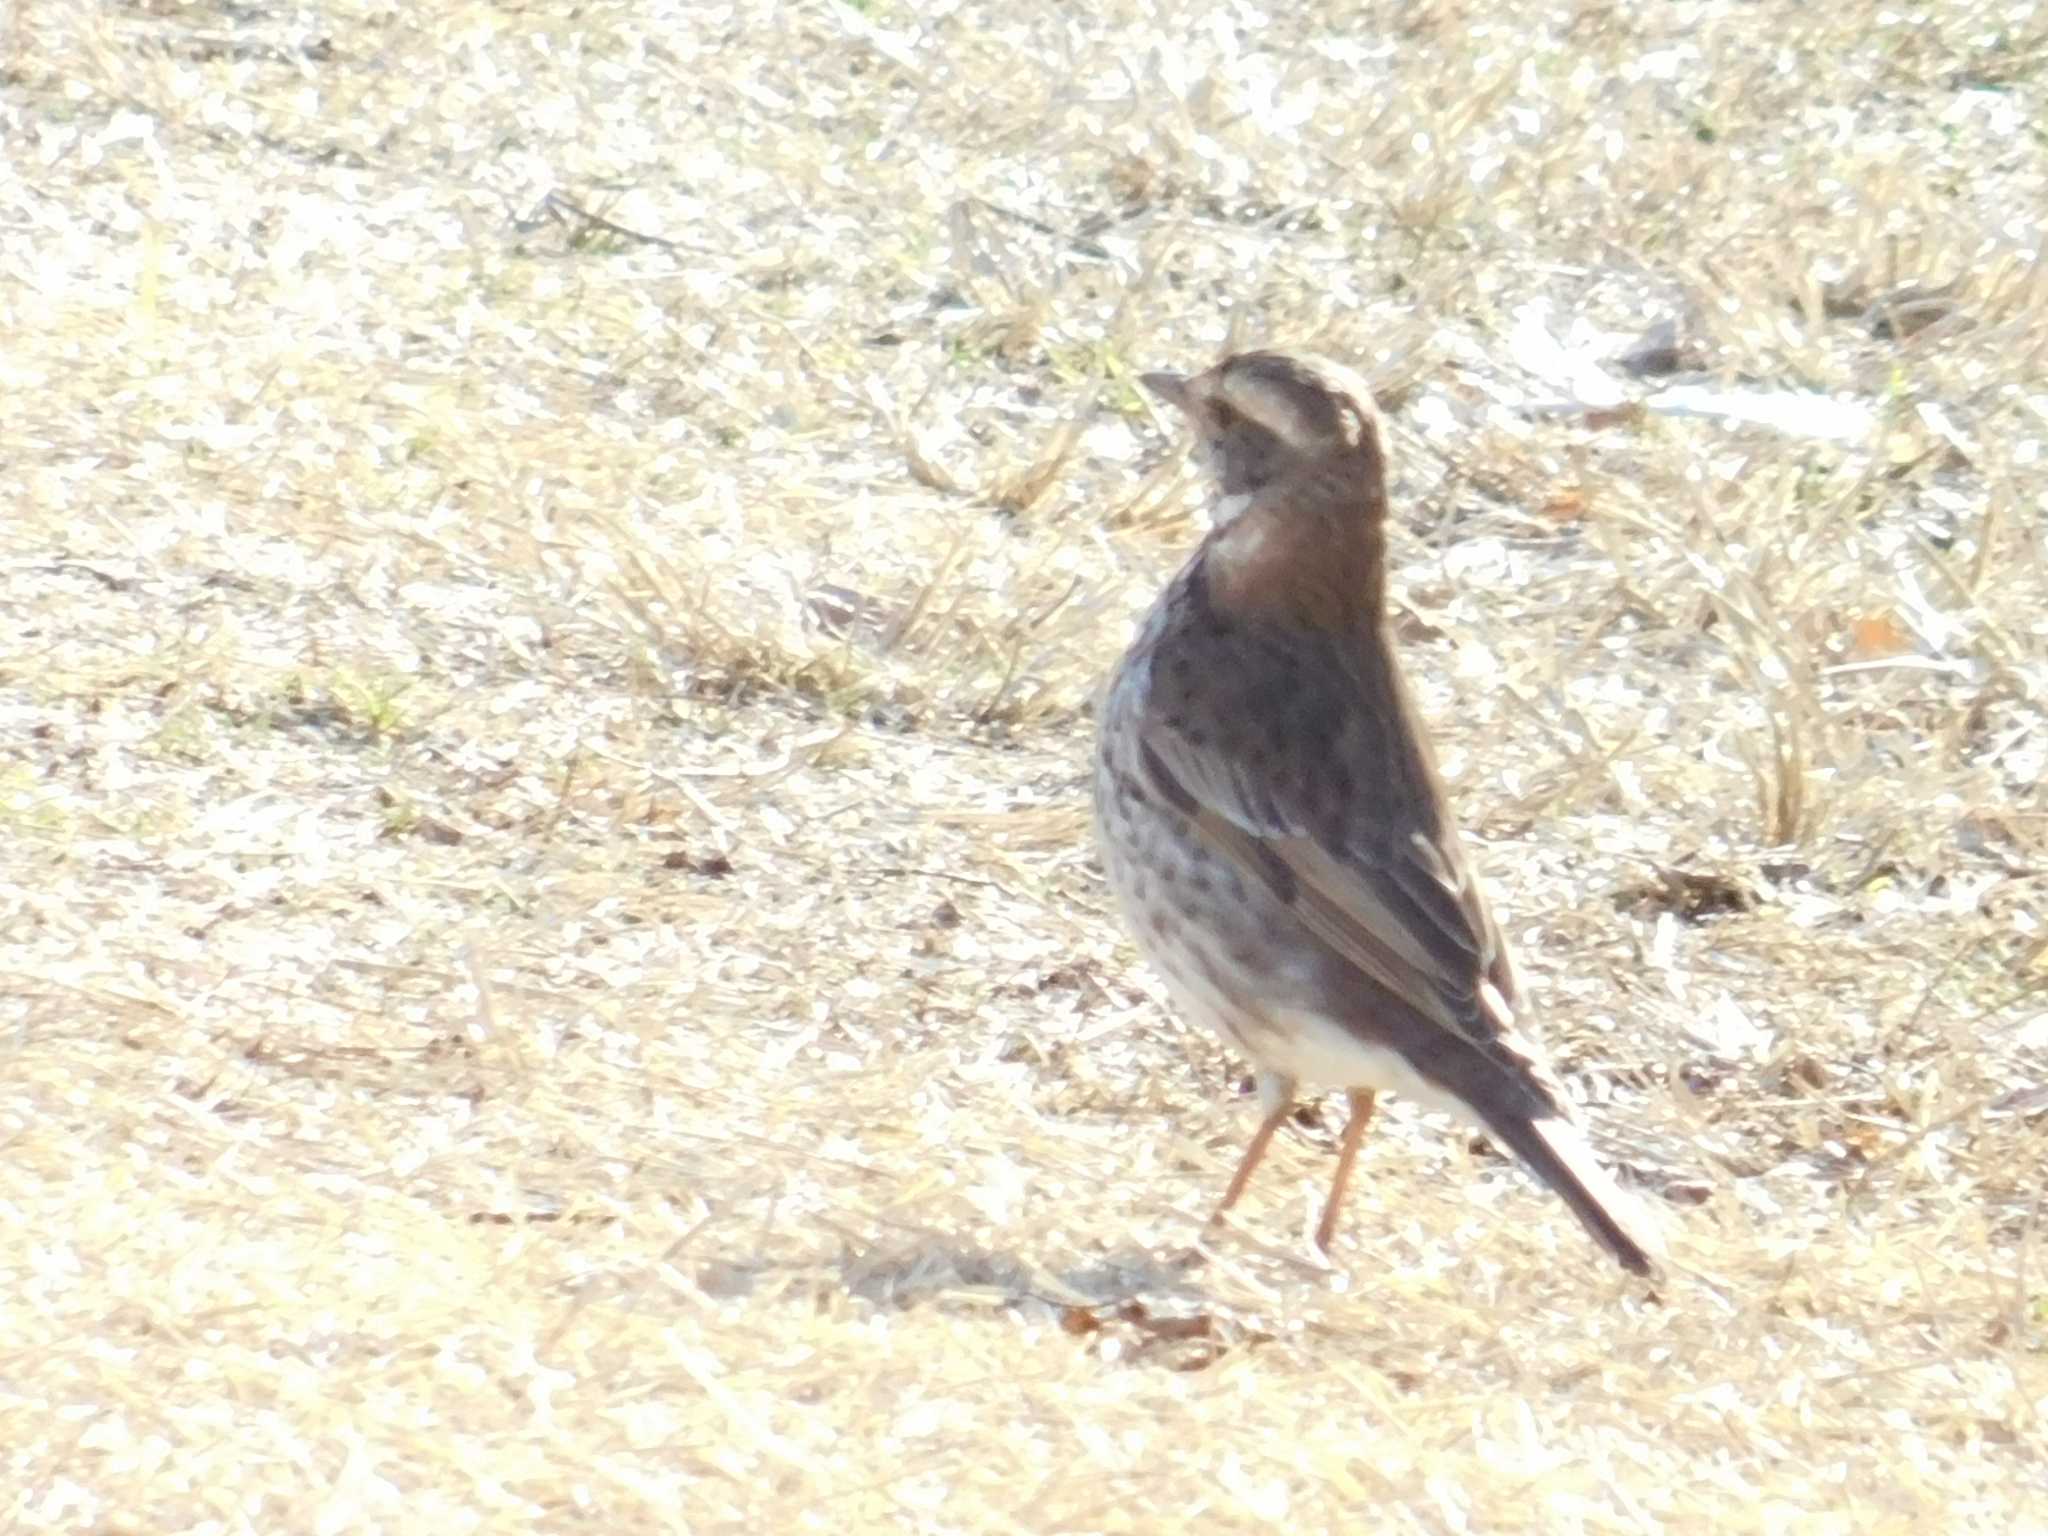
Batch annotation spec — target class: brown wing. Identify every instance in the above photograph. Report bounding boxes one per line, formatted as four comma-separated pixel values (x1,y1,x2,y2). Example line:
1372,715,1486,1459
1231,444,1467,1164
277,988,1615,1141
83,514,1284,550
1136,611,1518,1047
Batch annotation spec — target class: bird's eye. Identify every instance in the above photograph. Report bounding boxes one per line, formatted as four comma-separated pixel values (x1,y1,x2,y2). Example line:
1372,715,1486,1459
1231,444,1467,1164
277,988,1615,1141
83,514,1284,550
1208,401,1241,430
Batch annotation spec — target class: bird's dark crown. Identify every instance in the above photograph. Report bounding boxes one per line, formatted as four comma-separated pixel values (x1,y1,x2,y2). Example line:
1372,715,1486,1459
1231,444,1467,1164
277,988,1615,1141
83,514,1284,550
1144,349,1380,496
1204,351,1376,457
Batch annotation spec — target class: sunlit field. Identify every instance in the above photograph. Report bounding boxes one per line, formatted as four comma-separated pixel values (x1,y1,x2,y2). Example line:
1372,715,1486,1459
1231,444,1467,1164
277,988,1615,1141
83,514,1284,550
5,1,2045,1529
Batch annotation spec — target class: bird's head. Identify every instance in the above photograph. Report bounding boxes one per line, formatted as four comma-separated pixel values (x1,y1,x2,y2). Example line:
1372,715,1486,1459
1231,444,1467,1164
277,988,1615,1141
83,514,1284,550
1141,350,1383,503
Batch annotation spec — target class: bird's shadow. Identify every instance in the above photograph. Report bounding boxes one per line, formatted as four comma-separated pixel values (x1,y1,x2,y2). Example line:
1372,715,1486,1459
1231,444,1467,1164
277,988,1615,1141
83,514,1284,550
819,1217,1349,1369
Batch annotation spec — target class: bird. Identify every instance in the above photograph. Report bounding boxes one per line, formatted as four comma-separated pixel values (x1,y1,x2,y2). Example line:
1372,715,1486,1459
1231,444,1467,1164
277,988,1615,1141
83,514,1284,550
1092,347,1661,1276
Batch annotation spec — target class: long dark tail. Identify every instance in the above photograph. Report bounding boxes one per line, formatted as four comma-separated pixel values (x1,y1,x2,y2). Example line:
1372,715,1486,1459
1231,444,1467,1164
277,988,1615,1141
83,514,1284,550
1484,1109,1663,1277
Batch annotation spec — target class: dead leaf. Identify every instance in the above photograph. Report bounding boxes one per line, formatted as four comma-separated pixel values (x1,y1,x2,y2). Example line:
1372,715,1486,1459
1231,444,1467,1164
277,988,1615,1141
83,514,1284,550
1846,610,1913,660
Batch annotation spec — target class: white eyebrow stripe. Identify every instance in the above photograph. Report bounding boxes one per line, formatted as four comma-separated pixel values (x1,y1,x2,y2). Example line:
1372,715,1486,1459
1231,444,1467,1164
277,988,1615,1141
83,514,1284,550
1210,491,1254,527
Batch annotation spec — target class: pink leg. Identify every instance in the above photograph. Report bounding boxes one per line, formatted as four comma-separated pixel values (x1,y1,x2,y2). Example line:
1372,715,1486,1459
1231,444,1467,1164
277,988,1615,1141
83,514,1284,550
1209,1097,1294,1224
1313,1089,1378,1255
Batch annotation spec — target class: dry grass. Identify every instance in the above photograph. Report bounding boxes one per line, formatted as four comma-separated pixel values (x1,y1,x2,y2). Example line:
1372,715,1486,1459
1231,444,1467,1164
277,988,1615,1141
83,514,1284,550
5,0,2047,1528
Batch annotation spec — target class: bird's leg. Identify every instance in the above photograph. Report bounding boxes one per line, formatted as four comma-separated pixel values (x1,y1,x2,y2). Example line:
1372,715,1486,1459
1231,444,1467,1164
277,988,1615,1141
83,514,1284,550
1313,1088,1378,1255
1206,1071,1296,1227
1211,1103,1291,1220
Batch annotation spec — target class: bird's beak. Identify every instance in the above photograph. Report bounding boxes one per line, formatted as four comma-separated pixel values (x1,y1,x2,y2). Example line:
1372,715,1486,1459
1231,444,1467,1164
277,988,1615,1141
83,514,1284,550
1139,371,1189,410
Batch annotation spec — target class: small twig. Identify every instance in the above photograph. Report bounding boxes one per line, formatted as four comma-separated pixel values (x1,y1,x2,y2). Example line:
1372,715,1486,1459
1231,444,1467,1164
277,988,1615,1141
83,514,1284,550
871,865,1018,898
969,197,1114,261
531,190,716,255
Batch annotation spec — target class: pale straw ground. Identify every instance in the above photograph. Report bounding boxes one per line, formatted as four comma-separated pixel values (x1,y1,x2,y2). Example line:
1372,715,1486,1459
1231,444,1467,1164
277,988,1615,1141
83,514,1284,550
4,1,2046,1530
